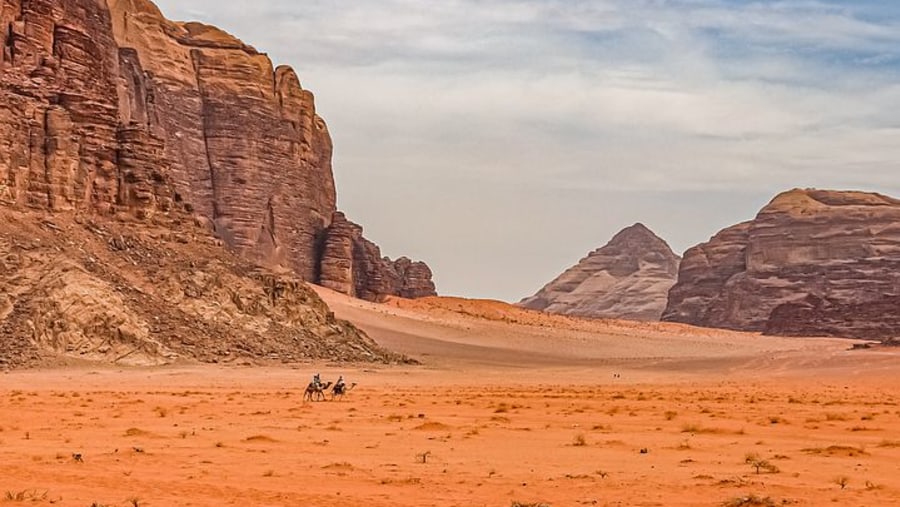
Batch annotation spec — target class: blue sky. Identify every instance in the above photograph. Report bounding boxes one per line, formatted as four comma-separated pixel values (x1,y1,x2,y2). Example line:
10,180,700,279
152,0,900,301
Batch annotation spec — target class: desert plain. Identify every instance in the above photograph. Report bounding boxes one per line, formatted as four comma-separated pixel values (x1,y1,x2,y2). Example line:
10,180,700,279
2,289,900,507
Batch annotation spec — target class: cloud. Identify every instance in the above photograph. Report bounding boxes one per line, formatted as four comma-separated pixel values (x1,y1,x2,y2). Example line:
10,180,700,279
151,0,900,300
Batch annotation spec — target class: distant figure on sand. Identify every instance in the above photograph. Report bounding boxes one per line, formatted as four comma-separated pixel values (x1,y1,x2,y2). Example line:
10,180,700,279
304,376,332,402
331,376,357,401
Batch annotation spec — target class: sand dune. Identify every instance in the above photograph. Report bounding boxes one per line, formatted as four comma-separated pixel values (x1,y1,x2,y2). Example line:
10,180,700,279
314,286,871,379
2,290,899,506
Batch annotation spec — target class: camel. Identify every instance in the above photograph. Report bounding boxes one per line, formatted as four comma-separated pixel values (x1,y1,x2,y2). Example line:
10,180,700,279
303,381,333,402
330,382,357,401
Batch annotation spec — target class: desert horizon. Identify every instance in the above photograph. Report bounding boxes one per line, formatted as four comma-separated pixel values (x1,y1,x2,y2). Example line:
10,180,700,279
3,293,900,506
3,0,900,506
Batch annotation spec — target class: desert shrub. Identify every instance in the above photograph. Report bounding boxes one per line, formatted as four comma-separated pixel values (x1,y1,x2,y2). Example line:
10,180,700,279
721,495,777,507
744,453,779,474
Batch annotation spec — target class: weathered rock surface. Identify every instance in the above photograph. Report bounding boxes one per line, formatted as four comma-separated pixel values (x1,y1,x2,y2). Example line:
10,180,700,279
0,208,406,368
0,0,175,217
519,223,681,321
0,0,434,300
765,294,900,340
319,212,437,302
663,189,900,340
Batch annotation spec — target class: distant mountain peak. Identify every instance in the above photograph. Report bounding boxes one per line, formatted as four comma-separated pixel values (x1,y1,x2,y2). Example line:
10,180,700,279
519,224,681,322
608,222,669,246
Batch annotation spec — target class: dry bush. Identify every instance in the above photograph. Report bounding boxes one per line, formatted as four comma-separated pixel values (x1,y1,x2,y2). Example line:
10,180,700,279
5,490,47,502
744,453,779,474
682,424,731,434
721,495,777,507
802,445,867,457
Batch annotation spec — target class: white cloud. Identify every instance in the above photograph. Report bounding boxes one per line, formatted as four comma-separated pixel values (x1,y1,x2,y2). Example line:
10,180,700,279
151,0,900,300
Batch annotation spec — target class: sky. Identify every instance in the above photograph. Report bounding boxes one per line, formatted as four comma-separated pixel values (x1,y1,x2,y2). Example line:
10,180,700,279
153,0,900,302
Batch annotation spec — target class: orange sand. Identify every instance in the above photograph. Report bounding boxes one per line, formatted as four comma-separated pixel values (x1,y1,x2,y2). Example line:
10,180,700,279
2,289,900,506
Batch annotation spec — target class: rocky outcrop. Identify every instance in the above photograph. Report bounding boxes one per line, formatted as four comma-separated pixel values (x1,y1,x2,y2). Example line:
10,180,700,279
0,0,434,301
319,213,437,301
0,208,406,368
663,189,900,340
765,294,900,339
520,223,681,321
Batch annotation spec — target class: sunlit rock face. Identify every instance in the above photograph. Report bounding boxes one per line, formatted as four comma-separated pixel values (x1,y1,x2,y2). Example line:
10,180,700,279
0,0,435,301
663,189,900,340
520,223,681,321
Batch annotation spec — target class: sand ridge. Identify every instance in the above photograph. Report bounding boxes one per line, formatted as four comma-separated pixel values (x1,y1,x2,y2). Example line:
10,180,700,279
2,289,899,506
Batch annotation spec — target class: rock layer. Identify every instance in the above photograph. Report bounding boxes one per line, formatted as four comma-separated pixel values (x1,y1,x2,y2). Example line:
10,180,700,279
319,213,436,302
663,189,900,340
0,0,434,301
520,223,681,321
0,0,174,217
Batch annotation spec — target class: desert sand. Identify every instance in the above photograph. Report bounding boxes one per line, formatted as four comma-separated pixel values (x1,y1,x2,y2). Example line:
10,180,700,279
2,289,900,507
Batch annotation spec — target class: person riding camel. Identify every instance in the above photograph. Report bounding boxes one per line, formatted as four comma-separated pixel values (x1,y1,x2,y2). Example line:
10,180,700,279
312,373,322,389
335,375,346,393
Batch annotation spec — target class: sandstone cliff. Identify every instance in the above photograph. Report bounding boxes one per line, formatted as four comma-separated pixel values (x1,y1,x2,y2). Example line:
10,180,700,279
0,0,434,302
520,223,681,321
319,213,436,302
663,189,900,340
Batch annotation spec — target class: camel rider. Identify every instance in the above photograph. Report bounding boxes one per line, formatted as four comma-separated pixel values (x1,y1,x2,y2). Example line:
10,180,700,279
313,373,322,388
335,375,346,392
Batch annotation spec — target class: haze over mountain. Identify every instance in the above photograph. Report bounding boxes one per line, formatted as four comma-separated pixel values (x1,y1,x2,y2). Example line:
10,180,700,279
520,224,680,321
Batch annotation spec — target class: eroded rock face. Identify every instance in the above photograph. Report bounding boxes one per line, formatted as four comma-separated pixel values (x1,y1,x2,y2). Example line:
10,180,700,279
520,223,681,321
107,0,337,280
0,0,174,217
319,213,437,301
663,189,900,340
0,0,435,301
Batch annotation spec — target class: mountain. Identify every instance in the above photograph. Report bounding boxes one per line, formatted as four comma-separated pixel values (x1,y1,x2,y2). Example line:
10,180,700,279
663,189,900,340
0,0,432,366
519,223,681,321
0,0,435,302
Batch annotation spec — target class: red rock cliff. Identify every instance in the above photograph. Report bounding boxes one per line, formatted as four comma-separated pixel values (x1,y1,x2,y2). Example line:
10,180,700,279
0,0,175,216
0,0,435,301
319,213,436,301
663,189,900,340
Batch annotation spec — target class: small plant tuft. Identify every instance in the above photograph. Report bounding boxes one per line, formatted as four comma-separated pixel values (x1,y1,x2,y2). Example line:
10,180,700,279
744,453,779,474
721,494,777,507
